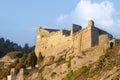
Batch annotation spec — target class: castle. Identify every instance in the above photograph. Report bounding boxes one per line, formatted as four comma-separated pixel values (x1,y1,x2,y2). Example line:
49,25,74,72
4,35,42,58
35,20,117,59
6,20,120,80
3,20,120,80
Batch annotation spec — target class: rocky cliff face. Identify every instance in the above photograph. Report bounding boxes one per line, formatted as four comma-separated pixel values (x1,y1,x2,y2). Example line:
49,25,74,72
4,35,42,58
25,42,120,80
74,43,120,80
27,20,120,80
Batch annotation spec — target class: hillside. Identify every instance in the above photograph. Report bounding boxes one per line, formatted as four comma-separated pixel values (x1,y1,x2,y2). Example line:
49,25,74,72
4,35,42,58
67,42,120,80
1,41,120,80
23,42,120,80
23,20,120,80
0,37,36,80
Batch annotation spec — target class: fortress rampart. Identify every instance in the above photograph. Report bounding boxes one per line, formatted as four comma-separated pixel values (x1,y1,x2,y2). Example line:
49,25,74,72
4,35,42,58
35,20,117,58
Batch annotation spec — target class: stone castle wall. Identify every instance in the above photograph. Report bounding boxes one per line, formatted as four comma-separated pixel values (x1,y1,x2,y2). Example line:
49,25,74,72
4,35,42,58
35,20,114,58
35,28,72,57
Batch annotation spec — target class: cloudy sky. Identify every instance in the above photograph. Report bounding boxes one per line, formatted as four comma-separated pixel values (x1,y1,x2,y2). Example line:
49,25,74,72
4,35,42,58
0,0,120,46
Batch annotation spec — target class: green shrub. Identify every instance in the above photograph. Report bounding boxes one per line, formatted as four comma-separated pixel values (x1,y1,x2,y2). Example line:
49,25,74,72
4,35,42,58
67,62,71,68
41,77,47,80
81,66,89,72
65,66,89,80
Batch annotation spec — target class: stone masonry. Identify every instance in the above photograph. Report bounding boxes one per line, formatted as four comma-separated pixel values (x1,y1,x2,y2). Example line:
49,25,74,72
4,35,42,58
35,20,116,59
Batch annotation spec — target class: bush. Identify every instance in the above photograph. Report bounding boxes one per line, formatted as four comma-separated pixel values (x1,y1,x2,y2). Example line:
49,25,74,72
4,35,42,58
41,77,47,80
81,66,89,72
16,51,37,69
67,61,71,68
65,66,89,80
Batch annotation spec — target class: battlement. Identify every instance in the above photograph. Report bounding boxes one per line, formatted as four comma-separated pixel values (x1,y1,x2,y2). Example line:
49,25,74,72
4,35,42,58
38,27,60,32
35,20,116,58
37,27,70,39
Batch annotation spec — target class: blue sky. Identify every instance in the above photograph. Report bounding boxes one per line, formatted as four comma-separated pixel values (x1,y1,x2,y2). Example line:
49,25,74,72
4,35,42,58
0,0,120,46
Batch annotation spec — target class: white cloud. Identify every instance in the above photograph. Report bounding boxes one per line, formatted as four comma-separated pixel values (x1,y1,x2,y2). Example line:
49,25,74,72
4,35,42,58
57,15,68,23
57,0,120,38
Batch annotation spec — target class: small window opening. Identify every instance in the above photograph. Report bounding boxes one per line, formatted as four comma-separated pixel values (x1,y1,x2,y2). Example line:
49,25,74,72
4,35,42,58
110,42,114,48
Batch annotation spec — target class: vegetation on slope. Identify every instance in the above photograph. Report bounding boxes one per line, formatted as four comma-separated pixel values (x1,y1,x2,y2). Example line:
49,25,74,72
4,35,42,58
0,37,35,57
0,38,22,57
64,42,120,80
64,66,89,80
0,69,10,79
15,51,37,69
0,37,37,79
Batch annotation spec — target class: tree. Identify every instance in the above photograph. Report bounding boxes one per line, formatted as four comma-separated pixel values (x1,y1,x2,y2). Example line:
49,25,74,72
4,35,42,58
23,43,29,53
31,51,37,67
0,38,5,43
20,51,37,67
0,37,23,57
16,54,28,69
